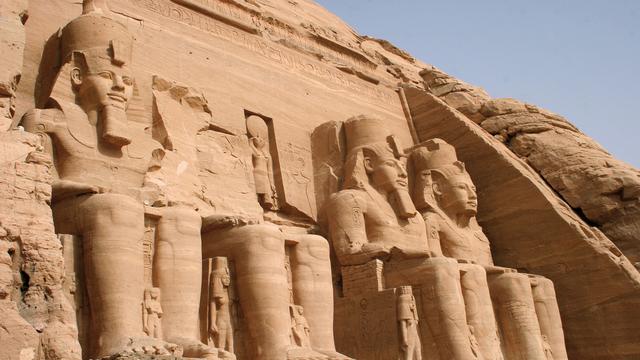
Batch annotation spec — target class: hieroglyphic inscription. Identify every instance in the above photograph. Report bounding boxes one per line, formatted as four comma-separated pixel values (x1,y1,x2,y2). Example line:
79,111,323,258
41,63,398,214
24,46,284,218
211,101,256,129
171,0,259,34
279,141,316,219
124,0,394,104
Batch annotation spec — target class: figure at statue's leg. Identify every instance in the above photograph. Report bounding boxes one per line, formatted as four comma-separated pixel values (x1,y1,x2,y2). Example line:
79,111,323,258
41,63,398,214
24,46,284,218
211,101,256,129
290,234,351,360
203,224,293,360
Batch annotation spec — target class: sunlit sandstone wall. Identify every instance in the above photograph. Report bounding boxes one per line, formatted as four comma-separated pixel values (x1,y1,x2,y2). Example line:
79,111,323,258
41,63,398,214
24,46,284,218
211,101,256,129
3,0,640,359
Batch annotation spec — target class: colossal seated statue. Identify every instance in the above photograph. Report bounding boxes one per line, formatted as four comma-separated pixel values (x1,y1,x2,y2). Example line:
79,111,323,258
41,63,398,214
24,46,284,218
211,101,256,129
20,1,215,358
326,115,478,359
408,138,568,360
322,116,569,360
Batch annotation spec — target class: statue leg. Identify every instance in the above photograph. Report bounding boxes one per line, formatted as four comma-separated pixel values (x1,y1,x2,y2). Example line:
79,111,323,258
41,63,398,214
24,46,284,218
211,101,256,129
203,224,291,360
385,257,476,360
488,272,546,360
290,234,350,359
458,263,502,360
530,276,568,360
77,194,145,358
155,205,211,357
289,235,334,350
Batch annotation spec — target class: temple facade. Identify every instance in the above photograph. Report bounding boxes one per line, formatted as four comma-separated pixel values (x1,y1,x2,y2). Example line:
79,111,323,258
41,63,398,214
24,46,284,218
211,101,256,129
0,1,639,359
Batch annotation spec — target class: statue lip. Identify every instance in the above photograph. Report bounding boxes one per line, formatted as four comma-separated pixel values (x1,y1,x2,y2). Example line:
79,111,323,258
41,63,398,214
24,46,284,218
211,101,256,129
396,179,408,187
107,93,127,103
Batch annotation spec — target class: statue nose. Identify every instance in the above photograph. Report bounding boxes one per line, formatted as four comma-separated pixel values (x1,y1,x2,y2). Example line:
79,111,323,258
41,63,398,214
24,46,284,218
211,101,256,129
112,75,125,90
468,188,477,199
397,163,407,177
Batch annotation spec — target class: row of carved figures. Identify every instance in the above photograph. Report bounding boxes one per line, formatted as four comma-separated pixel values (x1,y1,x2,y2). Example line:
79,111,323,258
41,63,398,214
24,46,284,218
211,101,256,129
15,1,568,359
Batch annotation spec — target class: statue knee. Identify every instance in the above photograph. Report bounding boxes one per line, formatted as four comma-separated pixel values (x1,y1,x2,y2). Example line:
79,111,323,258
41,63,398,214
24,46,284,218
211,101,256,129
529,275,557,299
158,206,202,242
293,234,331,264
489,272,531,300
205,224,284,258
81,193,143,230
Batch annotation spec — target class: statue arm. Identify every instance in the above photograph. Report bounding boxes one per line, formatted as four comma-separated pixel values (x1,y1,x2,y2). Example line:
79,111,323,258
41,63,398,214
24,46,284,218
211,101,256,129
399,319,409,349
21,109,102,199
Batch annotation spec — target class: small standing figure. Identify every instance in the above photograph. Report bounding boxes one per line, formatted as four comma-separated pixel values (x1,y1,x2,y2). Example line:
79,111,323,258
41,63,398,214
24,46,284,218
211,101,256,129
143,288,163,339
209,257,234,355
542,335,554,360
397,286,422,360
247,114,277,210
468,326,484,360
290,305,312,348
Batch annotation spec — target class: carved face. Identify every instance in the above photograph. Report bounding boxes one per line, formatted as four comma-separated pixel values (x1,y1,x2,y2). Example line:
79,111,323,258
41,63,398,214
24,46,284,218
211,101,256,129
364,151,408,193
434,173,477,217
72,56,134,112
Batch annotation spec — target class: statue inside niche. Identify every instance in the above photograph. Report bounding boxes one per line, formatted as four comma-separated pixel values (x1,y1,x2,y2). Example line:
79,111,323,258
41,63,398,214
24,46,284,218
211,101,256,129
19,1,215,358
290,305,312,349
397,286,422,360
208,257,234,357
247,114,277,210
408,138,568,360
143,287,163,339
325,115,479,360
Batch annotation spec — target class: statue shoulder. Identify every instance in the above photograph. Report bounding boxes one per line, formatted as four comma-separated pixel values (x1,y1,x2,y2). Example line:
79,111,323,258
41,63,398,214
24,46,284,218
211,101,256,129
328,189,368,210
20,107,65,134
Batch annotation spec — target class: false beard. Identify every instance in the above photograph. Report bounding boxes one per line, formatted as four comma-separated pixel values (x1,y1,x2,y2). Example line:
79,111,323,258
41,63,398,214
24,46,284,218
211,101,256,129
388,188,418,219
100,104,131,147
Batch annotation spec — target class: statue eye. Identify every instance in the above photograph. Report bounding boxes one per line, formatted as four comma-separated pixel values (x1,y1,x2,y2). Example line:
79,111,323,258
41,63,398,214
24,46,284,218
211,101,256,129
122,76,133,86
99,72,113,80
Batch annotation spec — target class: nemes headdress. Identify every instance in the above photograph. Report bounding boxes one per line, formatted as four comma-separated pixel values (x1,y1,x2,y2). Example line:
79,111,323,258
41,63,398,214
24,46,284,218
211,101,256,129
342,115,404,189
60,0,133,67
408,138,466,209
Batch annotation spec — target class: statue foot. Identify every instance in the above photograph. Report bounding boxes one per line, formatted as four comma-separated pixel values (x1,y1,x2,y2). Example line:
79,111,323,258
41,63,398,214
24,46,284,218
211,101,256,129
218,349,236,360
287,346,329,360
100,337,183,359
317,349,353,360
169,337,218,359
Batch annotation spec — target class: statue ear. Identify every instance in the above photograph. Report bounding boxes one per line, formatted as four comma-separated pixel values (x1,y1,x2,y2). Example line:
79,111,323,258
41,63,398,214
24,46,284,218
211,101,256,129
70,67,83,87
362,148,375,174
70,52,87,88
432,181,442,197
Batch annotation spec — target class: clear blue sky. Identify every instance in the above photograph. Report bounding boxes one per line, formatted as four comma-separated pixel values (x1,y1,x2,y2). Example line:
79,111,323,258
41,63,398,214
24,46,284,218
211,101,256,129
315,0,639,168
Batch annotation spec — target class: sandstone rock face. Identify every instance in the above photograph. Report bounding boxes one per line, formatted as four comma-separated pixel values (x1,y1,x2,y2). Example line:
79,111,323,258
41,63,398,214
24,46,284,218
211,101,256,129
0,0,637,360
0,0,28,130
421,68,640,272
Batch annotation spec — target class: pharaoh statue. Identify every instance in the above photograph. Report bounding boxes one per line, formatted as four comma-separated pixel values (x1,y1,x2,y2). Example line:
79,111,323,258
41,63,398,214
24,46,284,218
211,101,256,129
325,115,480,359
408,138,568,360
247,114,277,210
208,257,234,358
397,286,422,360
20,1,215,358
290,305,312,349
144,288,163,339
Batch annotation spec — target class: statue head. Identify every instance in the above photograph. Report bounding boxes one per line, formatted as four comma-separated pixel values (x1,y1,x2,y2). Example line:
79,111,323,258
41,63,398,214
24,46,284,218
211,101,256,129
409,139,477,221
58,0,135,147
145,287,161,301
399,286,412,296
342,115,416,218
